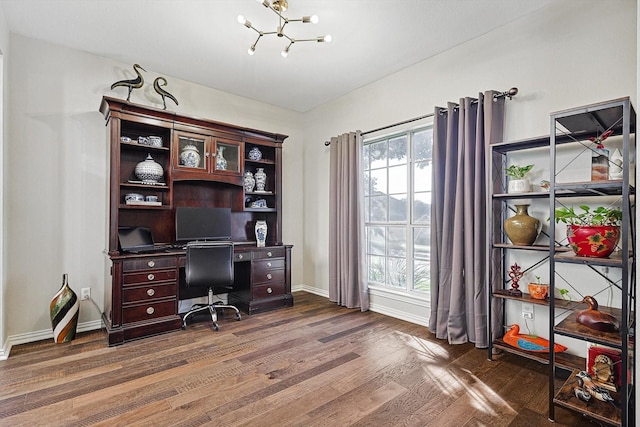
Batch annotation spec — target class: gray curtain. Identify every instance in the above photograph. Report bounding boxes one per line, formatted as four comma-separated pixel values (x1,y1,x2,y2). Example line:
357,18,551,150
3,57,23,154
429,91,504,348
328,131,369,311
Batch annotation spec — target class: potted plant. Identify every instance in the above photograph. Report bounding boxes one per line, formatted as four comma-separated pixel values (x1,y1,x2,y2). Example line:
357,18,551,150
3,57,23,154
553,205,622,258
528,275,549,300
506,164,534,193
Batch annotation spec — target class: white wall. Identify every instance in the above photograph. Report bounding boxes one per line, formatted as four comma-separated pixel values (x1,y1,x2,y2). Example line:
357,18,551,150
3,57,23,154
301,0,637,328
2,34,303,351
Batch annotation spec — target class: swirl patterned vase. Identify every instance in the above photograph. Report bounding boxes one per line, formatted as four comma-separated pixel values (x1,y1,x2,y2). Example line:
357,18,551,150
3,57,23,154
134,154,164,183
49,274,79,343
243,171,255,192
255,220,267,247
180,144,201,168
504,204,540,246
254,168,267,192
215,146,227,171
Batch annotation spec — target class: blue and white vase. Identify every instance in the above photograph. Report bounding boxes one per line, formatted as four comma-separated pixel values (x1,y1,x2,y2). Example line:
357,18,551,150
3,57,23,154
49,274,79,343
248,147,262,161
254,168,266,192
180,144,201,168
255,220,267,247
215,146,227,171
243,171,255,192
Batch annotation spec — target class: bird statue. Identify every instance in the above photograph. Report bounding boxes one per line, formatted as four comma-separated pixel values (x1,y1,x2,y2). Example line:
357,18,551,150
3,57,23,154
503,324,567,353
573,385,592,403
153,77,178,110
575,371,616,404
110,64,146,101
576,296,619,332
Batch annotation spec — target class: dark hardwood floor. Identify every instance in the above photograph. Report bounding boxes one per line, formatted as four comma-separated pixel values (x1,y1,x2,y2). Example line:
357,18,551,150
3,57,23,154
1,292,599,426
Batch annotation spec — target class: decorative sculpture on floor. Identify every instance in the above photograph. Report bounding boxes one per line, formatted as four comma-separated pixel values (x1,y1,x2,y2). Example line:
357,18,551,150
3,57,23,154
576,295,620,332
153,77,179,110
110,64,146,101
503,324,567,353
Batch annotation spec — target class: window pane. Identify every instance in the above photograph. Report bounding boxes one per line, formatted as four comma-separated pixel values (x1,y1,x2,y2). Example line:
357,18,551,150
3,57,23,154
413,260,430,292
413,129,433,162
370,168,387,195
387,257,406,288
414,161,432,192
413,192,431,223
388,227,406,257
389,194,407,222
370,195,387,222
368,255,385,283
389,165,407,194
413,227,430,259
388,136,407,166
369,141,387,169
363,144,370,171
364,196,370,222
367,226,385,255
364,171,370,196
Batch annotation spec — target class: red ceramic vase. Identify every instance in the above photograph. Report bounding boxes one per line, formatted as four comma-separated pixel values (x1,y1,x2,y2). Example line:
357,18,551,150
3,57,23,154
566,225,620,258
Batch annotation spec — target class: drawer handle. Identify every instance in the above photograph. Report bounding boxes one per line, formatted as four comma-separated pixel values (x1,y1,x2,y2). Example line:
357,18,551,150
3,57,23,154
238,254,243,260
267,251,273,257
147,273,155,281
266,262,272,267
267,287,273,294
147,288,155,297
146,307,155,315
147,260,155,268
266,273,272,280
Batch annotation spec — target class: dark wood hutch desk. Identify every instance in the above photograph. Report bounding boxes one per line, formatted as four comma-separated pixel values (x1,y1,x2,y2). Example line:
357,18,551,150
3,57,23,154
100,97,293,346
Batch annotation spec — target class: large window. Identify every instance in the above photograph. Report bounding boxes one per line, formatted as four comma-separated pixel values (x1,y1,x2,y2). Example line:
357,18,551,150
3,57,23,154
363,127,433,295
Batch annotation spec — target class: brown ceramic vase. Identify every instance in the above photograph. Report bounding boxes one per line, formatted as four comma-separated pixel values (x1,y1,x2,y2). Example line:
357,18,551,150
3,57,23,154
504,204,540,246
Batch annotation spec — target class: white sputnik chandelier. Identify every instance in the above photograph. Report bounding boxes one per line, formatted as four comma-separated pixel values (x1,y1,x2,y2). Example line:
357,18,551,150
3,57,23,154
238,0,332,58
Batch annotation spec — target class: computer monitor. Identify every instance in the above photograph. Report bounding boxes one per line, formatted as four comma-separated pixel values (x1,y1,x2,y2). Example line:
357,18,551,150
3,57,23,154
175,207,232,242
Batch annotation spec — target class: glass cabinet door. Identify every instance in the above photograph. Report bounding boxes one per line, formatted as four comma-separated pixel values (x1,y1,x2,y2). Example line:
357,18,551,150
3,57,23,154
174,133,207,172
214,139,241,174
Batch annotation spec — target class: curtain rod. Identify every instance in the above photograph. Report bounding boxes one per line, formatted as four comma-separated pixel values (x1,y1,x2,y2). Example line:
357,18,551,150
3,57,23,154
333,87,518,143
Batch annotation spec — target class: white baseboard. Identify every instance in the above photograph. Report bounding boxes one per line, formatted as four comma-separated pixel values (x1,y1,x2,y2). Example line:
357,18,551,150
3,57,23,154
0,319,103,360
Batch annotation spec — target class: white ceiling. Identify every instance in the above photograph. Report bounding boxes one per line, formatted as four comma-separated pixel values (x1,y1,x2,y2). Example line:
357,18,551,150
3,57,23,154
1,0,553,112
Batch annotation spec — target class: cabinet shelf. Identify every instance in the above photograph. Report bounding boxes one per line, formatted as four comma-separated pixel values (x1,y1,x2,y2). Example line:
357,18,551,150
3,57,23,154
120,141,170,152
493,290,575,309
554,369,623,427
492,338,584,370
245,158,275,165
554,309,625,348
244,207,277,213
553,251,629,268
121,182,170,191
492,243,571,252
492,191,550,200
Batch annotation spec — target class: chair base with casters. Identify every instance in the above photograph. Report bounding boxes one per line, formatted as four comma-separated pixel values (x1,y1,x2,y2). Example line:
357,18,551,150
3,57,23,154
181,288,242,331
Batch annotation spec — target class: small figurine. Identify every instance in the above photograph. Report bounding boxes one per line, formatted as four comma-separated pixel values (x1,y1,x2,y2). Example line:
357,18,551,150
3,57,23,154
575,371,616,404
573,386,592,403
503,324,567,353
153,77,179,110
507,263,523,296
577,296,619,332
540,180,550,192
110,64,146,101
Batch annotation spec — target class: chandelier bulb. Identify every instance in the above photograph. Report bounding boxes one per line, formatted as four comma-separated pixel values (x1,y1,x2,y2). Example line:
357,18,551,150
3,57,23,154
281,49,288,58
310,15,319,24
248,46,256,55
324,34,332,43
237,15,246,24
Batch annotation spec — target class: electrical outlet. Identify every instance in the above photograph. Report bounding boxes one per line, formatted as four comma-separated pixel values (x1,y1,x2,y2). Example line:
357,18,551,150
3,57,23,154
81,287,91,301
522,302,534,320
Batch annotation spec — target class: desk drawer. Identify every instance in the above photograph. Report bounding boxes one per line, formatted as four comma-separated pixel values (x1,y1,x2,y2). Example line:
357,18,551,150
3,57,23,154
252,248,286,260
123,257,177,272
123,283,177,304
252,258,285,273
123,269,176,286
252,282,286,299
123,300,176,324
252,266,284,285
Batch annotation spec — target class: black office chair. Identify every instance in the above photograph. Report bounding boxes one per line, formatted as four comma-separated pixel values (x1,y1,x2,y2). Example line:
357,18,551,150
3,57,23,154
182,241,242,331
